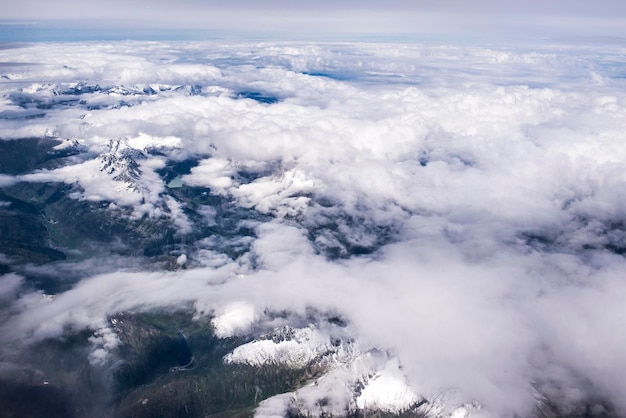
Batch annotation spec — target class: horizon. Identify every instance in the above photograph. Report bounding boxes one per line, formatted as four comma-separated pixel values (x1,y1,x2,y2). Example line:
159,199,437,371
2,19,626,45
1,0,626,42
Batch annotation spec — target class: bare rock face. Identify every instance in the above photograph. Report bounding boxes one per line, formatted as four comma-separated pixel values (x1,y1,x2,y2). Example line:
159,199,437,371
99,138,144,189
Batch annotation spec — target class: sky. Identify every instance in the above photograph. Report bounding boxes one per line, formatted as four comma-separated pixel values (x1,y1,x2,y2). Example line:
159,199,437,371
2,0,626,38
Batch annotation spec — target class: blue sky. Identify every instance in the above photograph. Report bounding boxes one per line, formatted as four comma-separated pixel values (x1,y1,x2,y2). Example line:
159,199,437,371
2,0,626,38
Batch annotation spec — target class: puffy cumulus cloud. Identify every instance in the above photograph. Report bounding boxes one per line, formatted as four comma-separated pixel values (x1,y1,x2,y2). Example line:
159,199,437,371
2,40,626,416
183,158,237,192
88,322,121,366
211,301,259,338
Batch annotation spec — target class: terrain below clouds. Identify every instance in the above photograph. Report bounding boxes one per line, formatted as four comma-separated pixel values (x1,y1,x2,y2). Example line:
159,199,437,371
0,40,626,418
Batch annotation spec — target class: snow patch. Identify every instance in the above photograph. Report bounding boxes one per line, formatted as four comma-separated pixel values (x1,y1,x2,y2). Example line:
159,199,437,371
225,325,339,369
254,350,419,417
355,357,420,413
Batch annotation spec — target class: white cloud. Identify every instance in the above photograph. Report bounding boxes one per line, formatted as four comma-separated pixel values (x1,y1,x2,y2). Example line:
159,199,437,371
2,40,626,416
88,323,121,366
0,273,22,302
0,174,18,187
183,158,236,192
211,301,259,338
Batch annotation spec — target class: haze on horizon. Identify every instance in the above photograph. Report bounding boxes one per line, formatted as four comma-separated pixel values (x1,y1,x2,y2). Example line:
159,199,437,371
2,0,626,39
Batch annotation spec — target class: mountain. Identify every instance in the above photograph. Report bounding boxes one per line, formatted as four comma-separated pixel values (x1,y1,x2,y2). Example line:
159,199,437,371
99,138,144,190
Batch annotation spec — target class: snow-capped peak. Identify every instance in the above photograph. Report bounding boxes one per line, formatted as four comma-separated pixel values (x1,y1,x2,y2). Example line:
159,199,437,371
99,138,144,189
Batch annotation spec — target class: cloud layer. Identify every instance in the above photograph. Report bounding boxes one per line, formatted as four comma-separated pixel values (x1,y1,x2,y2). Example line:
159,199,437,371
2,40,626,416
